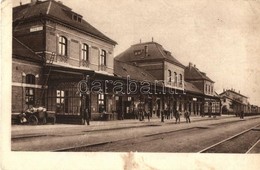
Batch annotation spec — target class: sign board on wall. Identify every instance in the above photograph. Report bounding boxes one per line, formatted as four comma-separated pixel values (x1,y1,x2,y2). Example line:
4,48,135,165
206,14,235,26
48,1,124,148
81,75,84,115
30,26,43,32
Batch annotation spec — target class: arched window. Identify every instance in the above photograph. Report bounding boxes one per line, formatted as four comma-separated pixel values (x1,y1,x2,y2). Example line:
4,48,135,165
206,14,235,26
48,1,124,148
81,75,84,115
174,72,177,85
100,49,106,66
82,44,89,61
59,36,67,56
205,85,208,93
25,74,36,105
179,74,183,86
26,74,35,84
168,70,172,83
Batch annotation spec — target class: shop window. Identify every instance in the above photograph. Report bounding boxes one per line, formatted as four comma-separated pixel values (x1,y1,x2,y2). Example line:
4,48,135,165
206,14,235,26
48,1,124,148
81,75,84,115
82,44,89,61
56,90,65,113
98,93,106,113
56,90,65,104
58,36,67,56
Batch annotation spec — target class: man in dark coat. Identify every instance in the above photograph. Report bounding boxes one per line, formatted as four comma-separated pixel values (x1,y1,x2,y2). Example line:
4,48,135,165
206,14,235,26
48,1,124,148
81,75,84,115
174,109,180,124
184,110,191,123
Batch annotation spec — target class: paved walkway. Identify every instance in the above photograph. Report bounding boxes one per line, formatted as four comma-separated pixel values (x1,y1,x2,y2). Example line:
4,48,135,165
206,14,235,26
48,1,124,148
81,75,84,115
12,114,238,135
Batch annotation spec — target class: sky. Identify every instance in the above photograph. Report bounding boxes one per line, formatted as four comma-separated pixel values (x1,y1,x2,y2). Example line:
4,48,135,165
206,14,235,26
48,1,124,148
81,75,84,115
13,0,260,105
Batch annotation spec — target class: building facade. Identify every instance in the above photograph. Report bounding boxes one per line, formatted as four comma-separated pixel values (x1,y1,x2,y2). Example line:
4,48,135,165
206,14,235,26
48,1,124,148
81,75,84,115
184,63,220,116
114,41,217,118
219,89,249,115
12,0,222,124
13,0,118,123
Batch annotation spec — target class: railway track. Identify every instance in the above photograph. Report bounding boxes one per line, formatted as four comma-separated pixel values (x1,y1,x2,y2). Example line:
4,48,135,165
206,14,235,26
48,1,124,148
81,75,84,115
52,126,210,152
198,124,260,153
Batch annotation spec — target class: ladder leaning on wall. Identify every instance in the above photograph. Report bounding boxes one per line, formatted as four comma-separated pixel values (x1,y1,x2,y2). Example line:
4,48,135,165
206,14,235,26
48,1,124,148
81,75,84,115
36,52,56,106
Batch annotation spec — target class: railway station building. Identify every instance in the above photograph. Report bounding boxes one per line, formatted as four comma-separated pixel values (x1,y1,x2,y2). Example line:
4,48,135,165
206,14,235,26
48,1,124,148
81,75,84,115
219,89,250,115
12,0,221,124
114,41,221,118
13,0,118,123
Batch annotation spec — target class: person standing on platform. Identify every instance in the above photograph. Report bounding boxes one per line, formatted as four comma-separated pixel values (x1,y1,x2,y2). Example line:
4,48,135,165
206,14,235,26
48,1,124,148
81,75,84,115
161,110,164,122
184,109,191,123
174,109,180,124
240,110,245,119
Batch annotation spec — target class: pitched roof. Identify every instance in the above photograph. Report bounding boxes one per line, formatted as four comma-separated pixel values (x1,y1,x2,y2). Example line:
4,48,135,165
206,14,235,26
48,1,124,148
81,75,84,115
219,90,248,98
13,37,42,62
114,59,157,82
184,81,203,95
13,0,117,45
115,42,185,68
185,65,214,83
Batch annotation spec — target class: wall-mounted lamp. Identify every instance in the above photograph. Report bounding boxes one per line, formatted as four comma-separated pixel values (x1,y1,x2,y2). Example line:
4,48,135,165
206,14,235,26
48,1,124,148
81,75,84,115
35,74,39,78
22,72,26,76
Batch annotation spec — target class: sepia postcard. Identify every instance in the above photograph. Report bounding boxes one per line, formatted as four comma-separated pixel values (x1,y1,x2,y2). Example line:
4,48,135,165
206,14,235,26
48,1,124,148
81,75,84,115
1,0,260,169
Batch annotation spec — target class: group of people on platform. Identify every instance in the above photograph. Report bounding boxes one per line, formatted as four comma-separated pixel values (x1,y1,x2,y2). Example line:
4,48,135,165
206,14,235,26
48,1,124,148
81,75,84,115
134,108,192,124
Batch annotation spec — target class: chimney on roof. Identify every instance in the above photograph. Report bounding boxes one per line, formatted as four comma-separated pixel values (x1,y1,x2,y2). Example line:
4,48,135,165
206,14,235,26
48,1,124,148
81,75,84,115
152,37,154,42
194,65,196,68
30,0,38,6
189,62,193,70
140,39,142,43
223,88,225,92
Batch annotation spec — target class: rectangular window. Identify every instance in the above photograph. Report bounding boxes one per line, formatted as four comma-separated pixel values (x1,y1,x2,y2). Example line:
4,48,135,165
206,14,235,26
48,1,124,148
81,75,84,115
56,90,65,114
59,36,67,56
56,90,64,104
100,50,106,66
25,87,35,105
82,44,89,61
98,93,106,113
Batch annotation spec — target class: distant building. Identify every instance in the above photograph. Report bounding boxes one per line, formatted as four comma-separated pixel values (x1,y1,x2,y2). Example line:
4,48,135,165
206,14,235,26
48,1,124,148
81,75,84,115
219,89,249,115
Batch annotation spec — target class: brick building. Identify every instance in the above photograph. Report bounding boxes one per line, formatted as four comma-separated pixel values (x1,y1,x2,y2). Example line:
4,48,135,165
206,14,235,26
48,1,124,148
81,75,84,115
12,0,221,124
12,37,44,113
185,63,221,116
114,41,216,117
13,0,117,123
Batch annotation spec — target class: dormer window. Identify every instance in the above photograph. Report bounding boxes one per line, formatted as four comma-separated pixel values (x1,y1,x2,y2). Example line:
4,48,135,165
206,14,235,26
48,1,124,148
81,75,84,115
73,15,77,21
144,45,148,56
72,13,82,23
